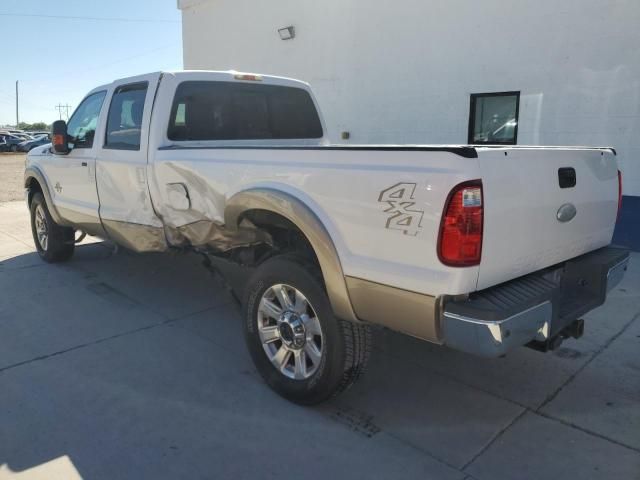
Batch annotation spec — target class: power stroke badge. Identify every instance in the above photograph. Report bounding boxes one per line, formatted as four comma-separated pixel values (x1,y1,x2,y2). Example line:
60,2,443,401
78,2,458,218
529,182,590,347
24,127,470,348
378,183,425,236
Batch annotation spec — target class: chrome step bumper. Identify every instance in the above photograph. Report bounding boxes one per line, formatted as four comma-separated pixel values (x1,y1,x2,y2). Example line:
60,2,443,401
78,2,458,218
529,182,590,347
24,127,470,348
442,246,630,357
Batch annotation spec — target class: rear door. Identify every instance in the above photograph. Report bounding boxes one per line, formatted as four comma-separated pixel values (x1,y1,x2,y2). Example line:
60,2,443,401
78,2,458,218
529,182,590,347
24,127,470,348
95,73,166,252
476,147,619,290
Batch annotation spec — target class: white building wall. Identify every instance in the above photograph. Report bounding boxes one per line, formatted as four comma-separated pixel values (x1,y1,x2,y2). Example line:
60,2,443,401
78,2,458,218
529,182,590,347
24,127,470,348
179,0,640,196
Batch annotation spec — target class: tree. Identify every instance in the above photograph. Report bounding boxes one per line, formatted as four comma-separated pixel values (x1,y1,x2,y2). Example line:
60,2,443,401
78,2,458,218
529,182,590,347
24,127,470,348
18,122,50,131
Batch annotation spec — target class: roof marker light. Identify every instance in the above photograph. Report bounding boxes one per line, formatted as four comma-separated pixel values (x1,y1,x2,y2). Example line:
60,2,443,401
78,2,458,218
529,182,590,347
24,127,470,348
234,74,263,82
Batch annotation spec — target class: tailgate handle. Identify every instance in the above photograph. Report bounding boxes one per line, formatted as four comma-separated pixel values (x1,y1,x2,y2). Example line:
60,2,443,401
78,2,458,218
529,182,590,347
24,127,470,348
558,168,576,188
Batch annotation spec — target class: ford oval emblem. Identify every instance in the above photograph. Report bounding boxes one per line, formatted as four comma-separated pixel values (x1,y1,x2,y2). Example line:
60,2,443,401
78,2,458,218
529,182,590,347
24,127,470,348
557,203,577,223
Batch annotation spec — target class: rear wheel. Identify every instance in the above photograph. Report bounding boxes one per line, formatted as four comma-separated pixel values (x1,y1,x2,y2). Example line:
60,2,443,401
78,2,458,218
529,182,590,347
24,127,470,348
243,255,371,405
30,192,75,262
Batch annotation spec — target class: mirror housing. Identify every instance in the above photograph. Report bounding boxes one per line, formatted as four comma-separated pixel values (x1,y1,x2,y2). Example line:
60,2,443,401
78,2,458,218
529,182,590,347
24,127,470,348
51,120,70,154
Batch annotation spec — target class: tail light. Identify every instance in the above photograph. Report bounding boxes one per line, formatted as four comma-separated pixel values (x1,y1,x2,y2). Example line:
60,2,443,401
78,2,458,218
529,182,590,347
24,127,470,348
438,180,483,267
617,170,623,222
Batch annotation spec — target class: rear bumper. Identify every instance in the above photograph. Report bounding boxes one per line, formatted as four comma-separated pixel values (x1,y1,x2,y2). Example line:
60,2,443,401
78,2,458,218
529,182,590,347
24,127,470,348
442,246,630,357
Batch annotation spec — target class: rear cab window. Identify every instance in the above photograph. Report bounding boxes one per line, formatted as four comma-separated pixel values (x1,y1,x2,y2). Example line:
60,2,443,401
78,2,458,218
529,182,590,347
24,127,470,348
167,81,323,141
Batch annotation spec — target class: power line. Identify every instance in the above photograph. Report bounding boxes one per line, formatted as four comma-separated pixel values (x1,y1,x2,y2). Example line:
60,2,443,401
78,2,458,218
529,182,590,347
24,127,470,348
0,13,179,23
55,104,72,121
0,88,51,110
21,43,177,89
0,40,176,123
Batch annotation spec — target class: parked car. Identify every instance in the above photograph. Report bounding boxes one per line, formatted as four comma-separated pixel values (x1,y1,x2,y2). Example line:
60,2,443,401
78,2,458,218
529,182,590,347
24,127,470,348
0,133,27,152
1,130,31,140
24,71,629,404
2,129,27,136
18,134,51,152
24,131,50,138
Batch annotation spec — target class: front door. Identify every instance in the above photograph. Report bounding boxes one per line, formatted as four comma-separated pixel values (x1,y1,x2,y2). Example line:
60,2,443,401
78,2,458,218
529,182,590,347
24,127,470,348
95,73,166,252
42,89,107,236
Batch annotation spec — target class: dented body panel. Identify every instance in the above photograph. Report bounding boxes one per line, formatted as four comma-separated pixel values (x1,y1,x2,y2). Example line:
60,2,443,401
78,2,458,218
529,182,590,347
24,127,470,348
149,145,482,297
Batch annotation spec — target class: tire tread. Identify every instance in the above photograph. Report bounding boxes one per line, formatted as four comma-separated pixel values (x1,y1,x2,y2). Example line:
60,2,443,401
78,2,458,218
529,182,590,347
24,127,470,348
244,253,372,404
30,193,75,263
282,253,372,398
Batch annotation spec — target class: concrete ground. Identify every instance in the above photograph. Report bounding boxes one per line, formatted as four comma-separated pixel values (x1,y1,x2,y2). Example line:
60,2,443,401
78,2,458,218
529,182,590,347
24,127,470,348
0,200,638,480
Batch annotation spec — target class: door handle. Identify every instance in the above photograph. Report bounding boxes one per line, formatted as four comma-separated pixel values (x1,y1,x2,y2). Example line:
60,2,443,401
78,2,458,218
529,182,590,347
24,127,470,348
81,162,88,167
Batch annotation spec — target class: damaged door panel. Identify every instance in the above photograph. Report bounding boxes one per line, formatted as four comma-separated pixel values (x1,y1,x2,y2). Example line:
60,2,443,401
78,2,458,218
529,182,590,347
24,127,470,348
95,73,167,252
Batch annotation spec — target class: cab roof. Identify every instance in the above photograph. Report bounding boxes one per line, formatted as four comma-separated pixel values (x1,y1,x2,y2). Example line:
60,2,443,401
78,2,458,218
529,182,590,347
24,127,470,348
86,70,311,97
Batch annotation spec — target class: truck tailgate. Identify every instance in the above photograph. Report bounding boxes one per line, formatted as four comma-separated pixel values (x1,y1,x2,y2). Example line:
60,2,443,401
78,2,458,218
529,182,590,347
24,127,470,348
476,147,619,290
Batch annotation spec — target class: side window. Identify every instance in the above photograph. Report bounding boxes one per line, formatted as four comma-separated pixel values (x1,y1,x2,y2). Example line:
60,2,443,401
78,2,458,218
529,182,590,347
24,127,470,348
167,81,323,141
66,91,107,149
105,82,148,150
468,91,520,145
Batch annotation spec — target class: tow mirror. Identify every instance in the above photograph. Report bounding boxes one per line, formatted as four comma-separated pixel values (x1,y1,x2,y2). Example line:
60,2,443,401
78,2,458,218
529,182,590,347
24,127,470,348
52,120,70,154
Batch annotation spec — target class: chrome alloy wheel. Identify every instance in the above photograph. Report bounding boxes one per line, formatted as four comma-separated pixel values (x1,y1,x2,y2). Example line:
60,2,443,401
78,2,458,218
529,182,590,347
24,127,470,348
257,284,324,380
34,204,48,251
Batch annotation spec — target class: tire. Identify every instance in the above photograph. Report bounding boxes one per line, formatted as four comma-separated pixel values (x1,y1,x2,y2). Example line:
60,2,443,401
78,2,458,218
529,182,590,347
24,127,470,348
30,192,75,263
243,255,371,405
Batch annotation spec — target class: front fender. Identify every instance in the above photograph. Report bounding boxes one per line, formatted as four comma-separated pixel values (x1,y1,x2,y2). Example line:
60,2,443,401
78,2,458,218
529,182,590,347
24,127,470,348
225,188,358,323
24,166,64,225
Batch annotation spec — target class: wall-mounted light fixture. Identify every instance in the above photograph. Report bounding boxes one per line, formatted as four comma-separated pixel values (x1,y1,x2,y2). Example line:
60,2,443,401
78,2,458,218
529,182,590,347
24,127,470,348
278,26,295,40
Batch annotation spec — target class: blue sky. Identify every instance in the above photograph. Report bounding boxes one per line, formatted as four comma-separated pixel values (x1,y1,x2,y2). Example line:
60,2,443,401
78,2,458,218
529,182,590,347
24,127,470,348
0,0,183,126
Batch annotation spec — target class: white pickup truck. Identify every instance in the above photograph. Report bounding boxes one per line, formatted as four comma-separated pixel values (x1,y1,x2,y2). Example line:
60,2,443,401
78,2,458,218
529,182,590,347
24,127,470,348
25,71,629,404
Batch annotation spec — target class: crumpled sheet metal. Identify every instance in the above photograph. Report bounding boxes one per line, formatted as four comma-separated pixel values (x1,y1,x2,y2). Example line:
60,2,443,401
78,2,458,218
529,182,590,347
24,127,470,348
158,162,228,226
150,162,273,253
102,220,168,253
164,218,272,252
104,216,271,254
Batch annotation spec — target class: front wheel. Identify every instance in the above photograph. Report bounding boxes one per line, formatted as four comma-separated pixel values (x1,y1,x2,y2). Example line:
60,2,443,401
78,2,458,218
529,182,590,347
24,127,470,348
30,192,75,262
243,255,371,405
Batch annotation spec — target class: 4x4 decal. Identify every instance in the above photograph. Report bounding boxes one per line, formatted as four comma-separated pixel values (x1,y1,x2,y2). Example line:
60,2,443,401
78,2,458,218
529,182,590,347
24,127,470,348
378,183,424,236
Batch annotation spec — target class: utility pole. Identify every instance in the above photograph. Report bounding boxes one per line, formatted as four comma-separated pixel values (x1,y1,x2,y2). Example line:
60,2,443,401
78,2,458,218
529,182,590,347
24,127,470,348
55,103,72,121
15,80,19,128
